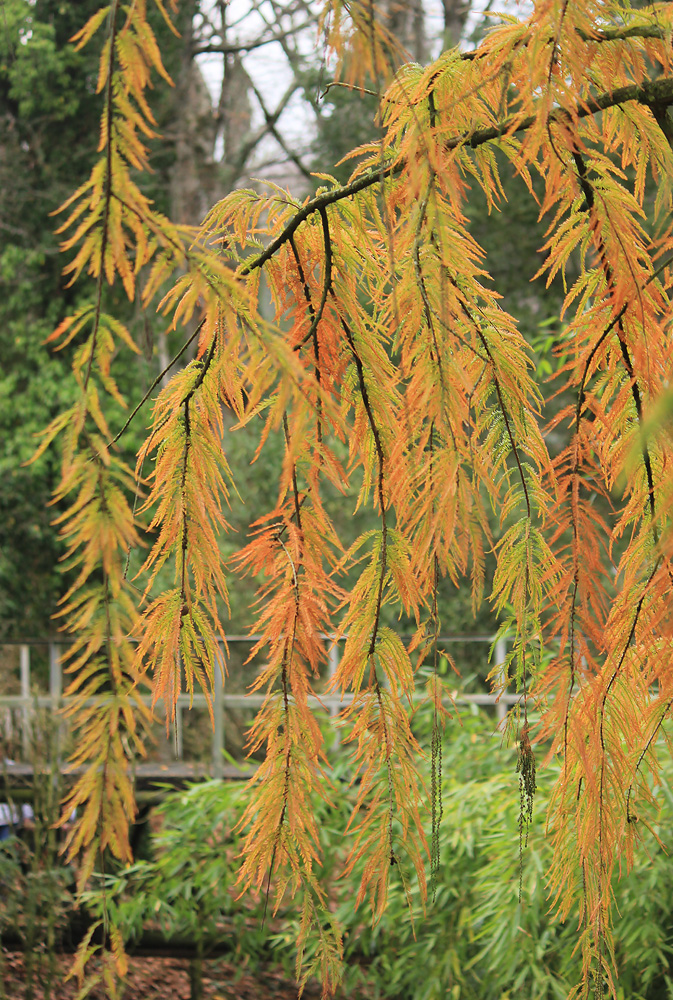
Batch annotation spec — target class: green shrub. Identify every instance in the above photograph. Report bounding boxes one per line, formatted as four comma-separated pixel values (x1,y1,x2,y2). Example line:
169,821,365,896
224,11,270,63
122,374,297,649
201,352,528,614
101,708,673,998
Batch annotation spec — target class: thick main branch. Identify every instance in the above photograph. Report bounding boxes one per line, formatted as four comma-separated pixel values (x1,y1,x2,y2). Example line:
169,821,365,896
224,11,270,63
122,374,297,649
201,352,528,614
243,75,673,276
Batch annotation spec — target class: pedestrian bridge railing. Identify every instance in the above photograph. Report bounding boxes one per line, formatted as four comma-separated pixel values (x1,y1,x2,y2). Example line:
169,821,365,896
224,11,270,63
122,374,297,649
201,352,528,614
0,636,514,777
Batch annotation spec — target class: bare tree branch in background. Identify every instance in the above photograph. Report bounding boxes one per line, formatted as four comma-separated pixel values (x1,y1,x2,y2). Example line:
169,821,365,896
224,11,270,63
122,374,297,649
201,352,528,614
442,0,474,49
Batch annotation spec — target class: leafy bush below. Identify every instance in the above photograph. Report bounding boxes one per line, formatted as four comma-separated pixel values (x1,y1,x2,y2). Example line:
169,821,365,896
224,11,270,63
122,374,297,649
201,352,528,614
53,709,673,997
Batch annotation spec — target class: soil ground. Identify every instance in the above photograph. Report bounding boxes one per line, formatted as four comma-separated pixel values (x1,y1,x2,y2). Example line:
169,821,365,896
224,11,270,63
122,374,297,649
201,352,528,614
1,952,324,999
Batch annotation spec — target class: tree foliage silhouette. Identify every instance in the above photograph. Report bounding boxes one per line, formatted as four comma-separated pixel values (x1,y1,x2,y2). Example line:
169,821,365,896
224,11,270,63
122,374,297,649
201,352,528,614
36,0,673,996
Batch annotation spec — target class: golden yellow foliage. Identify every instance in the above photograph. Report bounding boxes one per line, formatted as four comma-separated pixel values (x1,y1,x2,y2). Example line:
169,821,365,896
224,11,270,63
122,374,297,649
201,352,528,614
40,1,673,996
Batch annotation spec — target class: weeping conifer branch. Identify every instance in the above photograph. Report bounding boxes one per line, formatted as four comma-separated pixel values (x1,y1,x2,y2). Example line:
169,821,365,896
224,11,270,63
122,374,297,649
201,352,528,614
38,3,673,998
36,1,186,992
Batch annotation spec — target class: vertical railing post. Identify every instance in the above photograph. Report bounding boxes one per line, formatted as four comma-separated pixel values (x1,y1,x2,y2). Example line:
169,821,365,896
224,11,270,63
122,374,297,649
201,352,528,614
494,636,508,727
173,653,183,761
20,645,30,760
212,652,224,778
49,643,62,706
49,642,63,762
175,705,184,760
327,636,340,747
2,706,10,749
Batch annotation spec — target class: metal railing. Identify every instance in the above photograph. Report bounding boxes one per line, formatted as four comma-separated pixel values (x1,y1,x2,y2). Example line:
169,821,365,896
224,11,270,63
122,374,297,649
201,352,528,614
0,636,516,777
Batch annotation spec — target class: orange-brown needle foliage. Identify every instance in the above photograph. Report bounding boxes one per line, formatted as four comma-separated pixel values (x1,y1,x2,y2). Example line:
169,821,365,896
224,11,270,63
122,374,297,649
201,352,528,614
38,1,673,997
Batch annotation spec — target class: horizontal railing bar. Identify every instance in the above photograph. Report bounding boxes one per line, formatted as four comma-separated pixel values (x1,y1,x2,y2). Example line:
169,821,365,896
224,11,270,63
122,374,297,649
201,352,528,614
0,633,505,646
1,636,520,765
0,692,521,709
